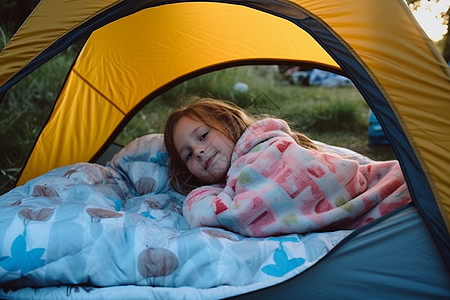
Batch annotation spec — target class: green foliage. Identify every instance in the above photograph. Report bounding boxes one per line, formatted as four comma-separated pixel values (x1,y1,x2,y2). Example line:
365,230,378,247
278,89,367,133
0,47,77,194
0,0,40,33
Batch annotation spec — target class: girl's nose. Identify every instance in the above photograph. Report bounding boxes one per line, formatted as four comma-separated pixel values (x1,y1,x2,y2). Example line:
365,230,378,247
194,147,204,159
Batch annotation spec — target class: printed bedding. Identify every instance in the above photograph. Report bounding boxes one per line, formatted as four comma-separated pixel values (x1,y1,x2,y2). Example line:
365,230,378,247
0,134,377,299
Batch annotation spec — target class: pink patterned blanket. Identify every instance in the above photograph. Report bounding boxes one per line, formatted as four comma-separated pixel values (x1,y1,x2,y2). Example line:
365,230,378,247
183,118,411,237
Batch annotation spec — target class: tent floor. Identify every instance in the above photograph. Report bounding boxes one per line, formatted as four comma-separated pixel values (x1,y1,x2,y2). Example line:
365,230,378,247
231,204,450,300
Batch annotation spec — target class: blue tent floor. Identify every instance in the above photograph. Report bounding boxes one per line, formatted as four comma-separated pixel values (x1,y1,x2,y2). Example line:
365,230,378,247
231,204,450,300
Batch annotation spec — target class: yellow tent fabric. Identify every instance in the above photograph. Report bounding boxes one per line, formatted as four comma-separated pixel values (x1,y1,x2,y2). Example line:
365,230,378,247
0,0,122,87
0,0,449,264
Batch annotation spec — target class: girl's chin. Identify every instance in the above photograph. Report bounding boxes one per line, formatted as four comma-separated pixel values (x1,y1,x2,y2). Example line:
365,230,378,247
205,173,225,185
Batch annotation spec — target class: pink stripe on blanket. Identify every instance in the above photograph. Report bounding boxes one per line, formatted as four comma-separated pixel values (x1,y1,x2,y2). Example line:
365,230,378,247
249,210,276,236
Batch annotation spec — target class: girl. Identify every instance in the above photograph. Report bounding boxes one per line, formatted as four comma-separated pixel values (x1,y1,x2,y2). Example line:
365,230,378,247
164,98,411,237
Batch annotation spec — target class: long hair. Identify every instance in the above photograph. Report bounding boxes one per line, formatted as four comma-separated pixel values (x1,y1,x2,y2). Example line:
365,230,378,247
164,98,317,194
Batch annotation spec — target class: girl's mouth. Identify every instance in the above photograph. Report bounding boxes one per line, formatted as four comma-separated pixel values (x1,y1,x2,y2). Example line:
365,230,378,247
205,153,216,169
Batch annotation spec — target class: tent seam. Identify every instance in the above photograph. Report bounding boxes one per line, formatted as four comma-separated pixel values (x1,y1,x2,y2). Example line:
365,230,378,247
72,69,126,115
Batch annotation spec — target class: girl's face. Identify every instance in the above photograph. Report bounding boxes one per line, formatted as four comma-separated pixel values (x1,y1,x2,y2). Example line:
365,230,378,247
173,116,234,184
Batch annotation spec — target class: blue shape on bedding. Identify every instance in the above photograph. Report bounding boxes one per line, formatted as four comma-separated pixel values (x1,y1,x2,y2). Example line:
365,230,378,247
141,211,156,219
0,234,46,275
107,196,122,211
269,236,299,243
262,244,306,277
150,151,168,165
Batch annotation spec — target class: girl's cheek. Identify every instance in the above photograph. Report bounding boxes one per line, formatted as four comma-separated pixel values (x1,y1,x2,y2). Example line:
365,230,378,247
187,162,198,174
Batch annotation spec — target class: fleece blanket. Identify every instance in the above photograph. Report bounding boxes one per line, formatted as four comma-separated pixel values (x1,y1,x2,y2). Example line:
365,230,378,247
0,134,361,299
184,118,411,237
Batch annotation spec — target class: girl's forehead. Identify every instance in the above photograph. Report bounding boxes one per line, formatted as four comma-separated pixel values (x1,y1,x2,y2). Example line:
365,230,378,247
173,117,203,151
181,114,220,131
176,115,204,129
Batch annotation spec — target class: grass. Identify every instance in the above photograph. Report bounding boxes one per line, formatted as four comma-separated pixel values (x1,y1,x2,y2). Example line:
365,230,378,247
0,60,396,195
0,42,78,194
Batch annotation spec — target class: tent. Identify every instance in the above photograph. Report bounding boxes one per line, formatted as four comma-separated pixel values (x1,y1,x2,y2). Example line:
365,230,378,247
0,0,449,298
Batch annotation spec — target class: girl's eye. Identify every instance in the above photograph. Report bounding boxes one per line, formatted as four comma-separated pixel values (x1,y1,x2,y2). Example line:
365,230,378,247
186,151,192,162
200,131,209,141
